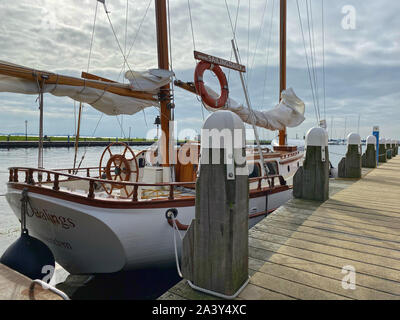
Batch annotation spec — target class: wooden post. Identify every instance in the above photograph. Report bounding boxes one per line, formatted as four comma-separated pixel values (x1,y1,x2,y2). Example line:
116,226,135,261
393,141,398,157
378,138,387,163
293,127,329,201
386,140,392,159
181,110,249,298
362,135,377,168
338,133,362,178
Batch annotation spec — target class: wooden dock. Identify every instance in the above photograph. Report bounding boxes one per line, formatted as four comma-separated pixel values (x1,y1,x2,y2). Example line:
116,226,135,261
160,156,400,300
0,263,64,300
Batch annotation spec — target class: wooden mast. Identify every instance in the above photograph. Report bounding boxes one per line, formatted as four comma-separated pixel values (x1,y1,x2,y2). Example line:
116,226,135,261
279,0,287,146
155,0,171,166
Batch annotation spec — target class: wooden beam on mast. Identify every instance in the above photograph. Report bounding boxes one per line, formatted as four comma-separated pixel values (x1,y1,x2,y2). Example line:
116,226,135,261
0,62,157,101
279,0,287,146
155,0,172,166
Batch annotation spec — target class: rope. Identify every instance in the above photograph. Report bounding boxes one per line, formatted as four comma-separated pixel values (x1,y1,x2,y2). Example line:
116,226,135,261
123,0,129,84
103,5,141,90
296,0,319,125
246,0,250,83
168,213,183,278
262,0,275,106
247,0,269,89
187,0,196,51
87,0,98,73
306,0,321,121
322,0,326,121
117,0,152,82
224,0,240,84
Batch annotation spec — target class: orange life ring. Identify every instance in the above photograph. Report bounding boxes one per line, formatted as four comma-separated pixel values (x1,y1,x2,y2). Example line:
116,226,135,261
194,61,229,108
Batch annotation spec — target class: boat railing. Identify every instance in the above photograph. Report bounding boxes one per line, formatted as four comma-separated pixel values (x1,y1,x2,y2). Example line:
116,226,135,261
52,166,110,177
8,167,285,201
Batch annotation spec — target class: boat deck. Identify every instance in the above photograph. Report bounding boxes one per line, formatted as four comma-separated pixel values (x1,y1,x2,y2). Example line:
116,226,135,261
160,156,400,300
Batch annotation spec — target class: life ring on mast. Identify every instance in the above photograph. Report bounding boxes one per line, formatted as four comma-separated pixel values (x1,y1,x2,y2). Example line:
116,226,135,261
194,61,229,108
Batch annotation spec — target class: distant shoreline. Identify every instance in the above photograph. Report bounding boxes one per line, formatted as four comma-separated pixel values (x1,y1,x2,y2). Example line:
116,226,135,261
0,140,156,149
0,135,272,149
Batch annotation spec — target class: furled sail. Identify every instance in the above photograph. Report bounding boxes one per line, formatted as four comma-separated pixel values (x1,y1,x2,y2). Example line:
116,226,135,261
0,61,173,116
202,86,305,131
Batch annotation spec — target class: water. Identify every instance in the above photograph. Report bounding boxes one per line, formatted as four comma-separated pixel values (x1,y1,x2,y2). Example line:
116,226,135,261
0,146,181,299
0,144,358,299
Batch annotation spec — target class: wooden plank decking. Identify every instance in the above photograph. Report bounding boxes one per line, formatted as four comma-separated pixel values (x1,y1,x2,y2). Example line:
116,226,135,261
160,156,400,300
0,263,63,300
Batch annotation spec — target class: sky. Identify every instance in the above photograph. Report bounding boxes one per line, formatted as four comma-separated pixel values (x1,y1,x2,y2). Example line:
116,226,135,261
0,0,399,141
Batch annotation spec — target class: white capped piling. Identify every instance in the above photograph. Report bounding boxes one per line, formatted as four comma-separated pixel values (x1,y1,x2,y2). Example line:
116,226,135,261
362,135,377,168
338,133,362,178
379,138,387,163
386,139,393,159
181,110,249,299
294,127,329,201
393,140,398,157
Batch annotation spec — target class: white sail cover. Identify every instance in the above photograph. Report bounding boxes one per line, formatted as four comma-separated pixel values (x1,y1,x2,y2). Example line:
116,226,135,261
203,86,305,131
125,69,173,92
0,61,174,115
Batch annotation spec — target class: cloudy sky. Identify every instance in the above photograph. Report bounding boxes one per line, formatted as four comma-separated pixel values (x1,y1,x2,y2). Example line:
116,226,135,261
0,0,399,141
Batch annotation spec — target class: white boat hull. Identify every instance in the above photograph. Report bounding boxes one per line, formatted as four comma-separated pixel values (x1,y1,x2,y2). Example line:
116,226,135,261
6,185,292,274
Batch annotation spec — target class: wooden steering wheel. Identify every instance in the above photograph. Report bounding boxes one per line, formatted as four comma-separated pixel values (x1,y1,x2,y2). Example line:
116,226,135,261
99,142,138,197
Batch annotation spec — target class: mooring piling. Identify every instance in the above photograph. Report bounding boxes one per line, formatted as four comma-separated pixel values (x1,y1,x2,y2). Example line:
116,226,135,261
386,139,393,159
181,110,249,299
393,140,398,157
378,138,387,163
338,133,362,179
362,135,377,168
293,127,329,202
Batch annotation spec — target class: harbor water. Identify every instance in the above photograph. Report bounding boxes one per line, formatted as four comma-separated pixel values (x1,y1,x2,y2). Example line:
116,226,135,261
0,144,360,299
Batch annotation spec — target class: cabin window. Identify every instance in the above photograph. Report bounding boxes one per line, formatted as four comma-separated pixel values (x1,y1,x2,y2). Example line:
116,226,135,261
266,161,278,175
249,163,261,178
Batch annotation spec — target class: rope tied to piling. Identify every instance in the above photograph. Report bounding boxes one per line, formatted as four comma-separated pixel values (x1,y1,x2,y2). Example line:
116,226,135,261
166,208,184,279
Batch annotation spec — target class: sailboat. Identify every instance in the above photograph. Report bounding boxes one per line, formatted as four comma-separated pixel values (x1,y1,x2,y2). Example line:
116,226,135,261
2,0,305,274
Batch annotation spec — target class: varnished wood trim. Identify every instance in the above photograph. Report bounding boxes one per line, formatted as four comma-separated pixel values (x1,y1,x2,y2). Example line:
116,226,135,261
279,154,303,165
7,182,289,210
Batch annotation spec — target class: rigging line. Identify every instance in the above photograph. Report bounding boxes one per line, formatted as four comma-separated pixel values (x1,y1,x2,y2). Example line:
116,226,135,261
115,113,127,138
225,0,240,84
187,0,196,51
188,0,208,121
123,0,129,84
103,5,142,90
232,38,253,109
76,112,104,171
116,0,152,83
296,0,319,124
74,0,99,170
73,101,77,135
306,0,320,121
248,0,269,88
87,0,99,73
246,0,250,83
309,0,321,121
262,0,275,106
322,0,326,121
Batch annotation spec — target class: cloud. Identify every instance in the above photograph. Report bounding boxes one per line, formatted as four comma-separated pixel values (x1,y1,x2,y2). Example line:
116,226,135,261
0,0,399,141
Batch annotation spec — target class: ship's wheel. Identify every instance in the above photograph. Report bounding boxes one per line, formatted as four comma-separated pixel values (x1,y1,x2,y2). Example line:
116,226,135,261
99,142,138,197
